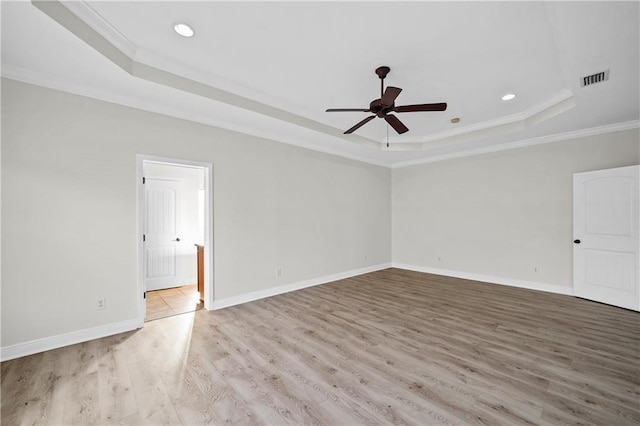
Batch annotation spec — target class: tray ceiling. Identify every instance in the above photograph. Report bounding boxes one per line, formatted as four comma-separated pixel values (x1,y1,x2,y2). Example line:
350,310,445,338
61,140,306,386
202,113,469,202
2,1,638,167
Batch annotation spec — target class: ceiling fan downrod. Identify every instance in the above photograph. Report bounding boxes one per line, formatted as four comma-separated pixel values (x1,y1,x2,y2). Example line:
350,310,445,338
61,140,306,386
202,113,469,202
376,66,391,99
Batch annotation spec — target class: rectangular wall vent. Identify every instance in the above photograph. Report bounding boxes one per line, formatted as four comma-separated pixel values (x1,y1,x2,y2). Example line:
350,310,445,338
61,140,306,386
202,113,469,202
581,69,609,87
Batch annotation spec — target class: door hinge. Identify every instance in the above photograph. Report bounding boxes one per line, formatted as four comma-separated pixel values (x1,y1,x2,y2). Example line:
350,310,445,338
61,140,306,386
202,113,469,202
143,234,146,242
144,291,146,299
142,176,146,184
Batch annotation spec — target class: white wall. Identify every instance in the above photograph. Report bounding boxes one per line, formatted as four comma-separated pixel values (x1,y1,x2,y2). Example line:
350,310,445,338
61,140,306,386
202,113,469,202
144,162,203,288
392,128,640,291
1,79,391,352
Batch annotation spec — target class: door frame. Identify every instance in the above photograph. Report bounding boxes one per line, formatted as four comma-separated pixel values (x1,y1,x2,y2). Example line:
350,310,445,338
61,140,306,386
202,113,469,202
136,154,214,326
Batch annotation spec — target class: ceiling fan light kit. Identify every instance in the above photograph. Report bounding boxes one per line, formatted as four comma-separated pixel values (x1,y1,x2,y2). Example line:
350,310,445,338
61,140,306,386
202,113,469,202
326,66,447,136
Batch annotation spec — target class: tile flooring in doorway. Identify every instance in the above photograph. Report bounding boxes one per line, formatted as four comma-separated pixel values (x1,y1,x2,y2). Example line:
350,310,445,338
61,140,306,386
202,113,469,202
145,284,203,321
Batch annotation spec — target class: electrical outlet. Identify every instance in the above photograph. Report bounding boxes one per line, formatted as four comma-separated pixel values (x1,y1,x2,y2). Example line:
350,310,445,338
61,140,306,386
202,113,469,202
533,266,539,273
97,297,106,310
363,254,367,261
276,268,282,277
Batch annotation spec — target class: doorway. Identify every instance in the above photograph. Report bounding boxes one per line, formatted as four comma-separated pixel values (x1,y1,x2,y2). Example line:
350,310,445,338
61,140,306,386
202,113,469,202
136,155,213,325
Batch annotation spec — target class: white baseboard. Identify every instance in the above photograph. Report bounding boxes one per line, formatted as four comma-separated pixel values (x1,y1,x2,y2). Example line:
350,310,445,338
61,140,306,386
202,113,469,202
212,263,392,310
3,263,567,361
1,265,389,361
1,318,141,362
392,263,574,296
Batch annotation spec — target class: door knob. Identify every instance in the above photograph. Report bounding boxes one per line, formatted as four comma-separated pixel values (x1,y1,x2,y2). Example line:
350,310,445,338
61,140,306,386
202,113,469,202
173,237,181,242
573,239,581,244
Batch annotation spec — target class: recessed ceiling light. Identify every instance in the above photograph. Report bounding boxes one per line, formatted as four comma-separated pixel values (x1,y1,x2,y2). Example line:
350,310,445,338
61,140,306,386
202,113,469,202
174,23,195,38
501,93,516,101
450,117,460,124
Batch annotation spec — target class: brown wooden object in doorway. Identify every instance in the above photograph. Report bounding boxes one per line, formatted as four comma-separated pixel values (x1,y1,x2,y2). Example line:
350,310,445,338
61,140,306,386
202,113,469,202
194,244,204,301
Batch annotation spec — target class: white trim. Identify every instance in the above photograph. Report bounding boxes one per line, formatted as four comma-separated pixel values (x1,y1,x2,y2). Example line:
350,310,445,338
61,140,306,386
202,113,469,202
136,156,146,328
392,263,574,296
0,263,580,361
0,66,387,168
212,263,391,310
4,66,636,170
36,0,338,136
391,120,640,168
61,1,137,58
0,318,140,362
31,1,385,158
385,89,575,146
132,48,322,124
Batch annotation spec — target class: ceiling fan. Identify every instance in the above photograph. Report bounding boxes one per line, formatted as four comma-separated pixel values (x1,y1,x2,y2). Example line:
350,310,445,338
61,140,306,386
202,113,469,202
326,66,447,135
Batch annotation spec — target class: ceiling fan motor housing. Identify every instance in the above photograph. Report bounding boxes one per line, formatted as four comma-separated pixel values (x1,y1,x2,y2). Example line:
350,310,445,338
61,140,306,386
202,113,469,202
370,99,394,117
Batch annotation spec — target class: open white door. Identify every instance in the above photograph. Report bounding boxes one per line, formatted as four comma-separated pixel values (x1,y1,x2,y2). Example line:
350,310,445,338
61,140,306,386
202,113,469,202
144,178,184,291
573,165,639,311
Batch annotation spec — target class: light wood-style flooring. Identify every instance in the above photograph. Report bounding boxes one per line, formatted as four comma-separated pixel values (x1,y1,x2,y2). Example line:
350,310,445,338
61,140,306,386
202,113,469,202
145,284,203,322
2,268,639,425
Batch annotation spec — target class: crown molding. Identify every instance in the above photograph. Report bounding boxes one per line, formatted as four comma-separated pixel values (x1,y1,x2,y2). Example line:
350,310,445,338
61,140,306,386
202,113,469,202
60,1,137,58
391,120,640,168
133,48,327,128
1,64,389,168
60,0,327,127
384,89,575,150
5,64,636,171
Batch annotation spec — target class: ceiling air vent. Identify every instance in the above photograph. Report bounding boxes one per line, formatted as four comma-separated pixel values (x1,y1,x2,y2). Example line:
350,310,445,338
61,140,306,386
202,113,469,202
581,69,609,87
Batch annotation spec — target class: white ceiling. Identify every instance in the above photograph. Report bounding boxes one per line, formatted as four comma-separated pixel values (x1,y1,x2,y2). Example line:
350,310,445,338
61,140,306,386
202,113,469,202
2,1,638,167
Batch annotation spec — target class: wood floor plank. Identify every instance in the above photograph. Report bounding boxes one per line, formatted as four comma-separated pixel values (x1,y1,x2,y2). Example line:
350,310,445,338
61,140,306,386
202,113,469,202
62,371,101,425
1,351,46,424
127,359,182,425
18,348,69,425
96,335,138,423
2,268,639,425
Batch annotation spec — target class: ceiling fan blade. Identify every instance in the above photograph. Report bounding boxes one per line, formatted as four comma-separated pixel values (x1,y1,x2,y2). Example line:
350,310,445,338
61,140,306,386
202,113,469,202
326,108,371,112
344,115,375,134
381,86,402,106
394,102,447,113
384,114,409,134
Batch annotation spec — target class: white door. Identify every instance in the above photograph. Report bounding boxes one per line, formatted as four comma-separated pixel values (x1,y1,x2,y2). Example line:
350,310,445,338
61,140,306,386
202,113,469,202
144,178,184,291
573,165,639,311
